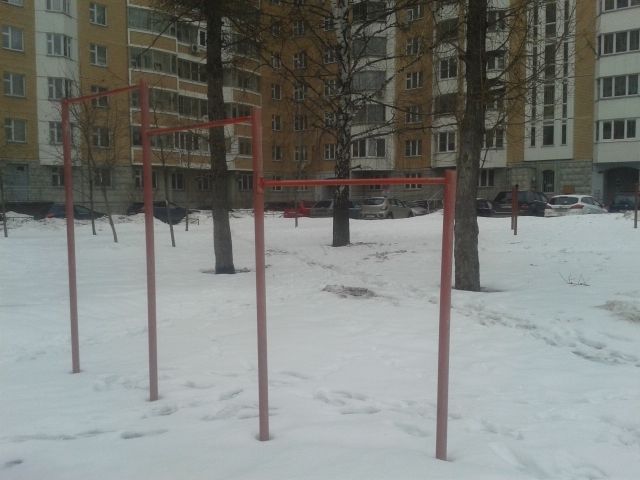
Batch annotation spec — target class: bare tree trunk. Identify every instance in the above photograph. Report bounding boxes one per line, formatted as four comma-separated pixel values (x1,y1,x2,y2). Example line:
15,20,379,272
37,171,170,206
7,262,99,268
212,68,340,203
454,0,487,292
100,184,118,243
332,0,352,247
88,169,97,236
163,169,176,247
207,7,235,273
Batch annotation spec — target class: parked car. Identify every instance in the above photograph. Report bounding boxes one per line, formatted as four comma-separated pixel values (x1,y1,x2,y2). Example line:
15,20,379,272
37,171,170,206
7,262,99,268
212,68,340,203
283,201,314,218
544,194,607,217
127,201,187,225
406,201,429,216
309,200,362,219
476,198,495,217
44,203,105,220
608,192,637,212
361,197,413,219
493,191,548,216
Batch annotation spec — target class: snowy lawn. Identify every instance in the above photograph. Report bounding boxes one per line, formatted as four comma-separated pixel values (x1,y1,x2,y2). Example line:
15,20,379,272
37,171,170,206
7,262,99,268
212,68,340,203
1,211,639,479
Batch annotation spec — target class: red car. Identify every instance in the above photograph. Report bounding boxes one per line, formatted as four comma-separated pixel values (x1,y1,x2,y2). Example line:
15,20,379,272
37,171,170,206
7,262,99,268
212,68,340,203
283,201,313,218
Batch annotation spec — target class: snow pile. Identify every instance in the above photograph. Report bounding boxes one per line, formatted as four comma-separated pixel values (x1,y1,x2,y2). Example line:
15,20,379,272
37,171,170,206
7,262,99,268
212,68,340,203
1,213,639,479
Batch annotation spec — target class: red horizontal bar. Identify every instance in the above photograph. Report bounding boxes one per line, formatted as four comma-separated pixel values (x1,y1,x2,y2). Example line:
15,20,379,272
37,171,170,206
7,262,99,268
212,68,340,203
261,177,448,188
148,116,253,137
63,84,139,105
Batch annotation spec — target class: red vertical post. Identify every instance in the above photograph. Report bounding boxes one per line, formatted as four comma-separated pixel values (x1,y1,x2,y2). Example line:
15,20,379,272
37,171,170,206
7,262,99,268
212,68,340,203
140,80,159,402
62,100,80,374
436,169,456,461
252,108,270,441
511,184,518,235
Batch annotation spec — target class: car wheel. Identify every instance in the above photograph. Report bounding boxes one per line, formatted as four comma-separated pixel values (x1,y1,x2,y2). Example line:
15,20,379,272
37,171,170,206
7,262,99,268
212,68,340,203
387,212,394,219
408,211,414,218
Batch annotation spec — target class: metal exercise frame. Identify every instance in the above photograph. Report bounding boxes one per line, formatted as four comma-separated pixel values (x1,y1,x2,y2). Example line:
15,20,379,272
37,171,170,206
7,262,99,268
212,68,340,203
61,80,258,403
252,160,457,461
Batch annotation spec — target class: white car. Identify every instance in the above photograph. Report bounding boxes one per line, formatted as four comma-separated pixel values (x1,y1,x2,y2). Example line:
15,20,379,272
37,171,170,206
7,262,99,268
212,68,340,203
361,197,413,219
544,194,607,217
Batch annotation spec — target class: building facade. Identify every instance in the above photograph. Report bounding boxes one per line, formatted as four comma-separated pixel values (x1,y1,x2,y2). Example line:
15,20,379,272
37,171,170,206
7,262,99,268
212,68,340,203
2,0,639,212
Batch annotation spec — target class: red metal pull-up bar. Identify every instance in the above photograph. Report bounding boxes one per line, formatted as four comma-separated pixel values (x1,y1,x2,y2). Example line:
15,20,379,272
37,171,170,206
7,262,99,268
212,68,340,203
251,119,457,459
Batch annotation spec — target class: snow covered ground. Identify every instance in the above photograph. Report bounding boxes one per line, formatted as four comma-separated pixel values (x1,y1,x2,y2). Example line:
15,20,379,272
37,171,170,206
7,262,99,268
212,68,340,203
1,211,639,479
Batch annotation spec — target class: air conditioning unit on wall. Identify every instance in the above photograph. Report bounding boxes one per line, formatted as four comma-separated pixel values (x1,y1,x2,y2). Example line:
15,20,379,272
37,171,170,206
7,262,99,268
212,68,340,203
190,44,199,54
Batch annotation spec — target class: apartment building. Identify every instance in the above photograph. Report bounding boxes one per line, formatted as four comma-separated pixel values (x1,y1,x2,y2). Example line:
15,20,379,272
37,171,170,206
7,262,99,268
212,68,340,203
2,0,639,211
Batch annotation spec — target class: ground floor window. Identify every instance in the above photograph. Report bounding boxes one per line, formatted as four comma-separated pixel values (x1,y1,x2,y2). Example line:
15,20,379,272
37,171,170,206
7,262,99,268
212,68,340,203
405,172,423,189
478,169,495,187
94,167,112,188
542,169,555,193
171,172,185,190
238,173,253,192
51,166,64,186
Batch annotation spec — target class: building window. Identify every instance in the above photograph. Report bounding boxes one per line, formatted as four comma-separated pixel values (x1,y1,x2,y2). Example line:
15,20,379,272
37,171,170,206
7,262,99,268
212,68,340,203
352,139,366,158
2,0,24,6
271,83,281,100
238,173,253,191
294,145,308,162
133,168,159,189
484,128,504,149
92,127,110,148
478,169,495,187
170,172,184,190
600,119,637,140
46,33,72,57
434,94,457,115
3,72,25,97
599,28,640,54
406,105,422,123
405,37,421,55
271,175,282,192
90,3,107,25
324,143,336,160
4,118,26,143
405,173,423,189
324,111,335,127
293,19,305,36
238,138,252,156
601,74,639,98
293,82,307,101
271,53,281,69
197,175,212,191
90,44,107,66
46,0,70,14
49,121,63,144
2,25,24,51
271,114,282,131
293,51,307,69
542,169,555,193
348,138,384,159
51,167,64,187
94,168,112,188
407,3,424,22
293,115,308,131
487,9,506,31
89,85,108,107
271,144,282,161
47,77,73,100
405,138,423,156
405,71,423,89
542,124,554,145
486,50,506,71
436,131,456,152
323,15,335,31
439,57,457,79
324,79,337,96
323,46,337,64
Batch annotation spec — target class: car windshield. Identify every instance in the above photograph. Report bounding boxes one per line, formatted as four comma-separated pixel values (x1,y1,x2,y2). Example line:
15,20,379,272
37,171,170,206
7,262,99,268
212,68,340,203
363,198,385,205
550,196,578,206
313,200,331,208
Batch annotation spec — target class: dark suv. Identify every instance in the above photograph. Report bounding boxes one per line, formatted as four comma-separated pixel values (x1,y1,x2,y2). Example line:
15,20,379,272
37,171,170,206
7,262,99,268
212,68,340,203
44,203,105,220
126,201,187,225
493,191,548,216
608,193,636,212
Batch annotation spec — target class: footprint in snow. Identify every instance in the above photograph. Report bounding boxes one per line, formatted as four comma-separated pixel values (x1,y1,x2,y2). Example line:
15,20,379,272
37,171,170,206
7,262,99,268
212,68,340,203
120,429,167,440
314,389,380,414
